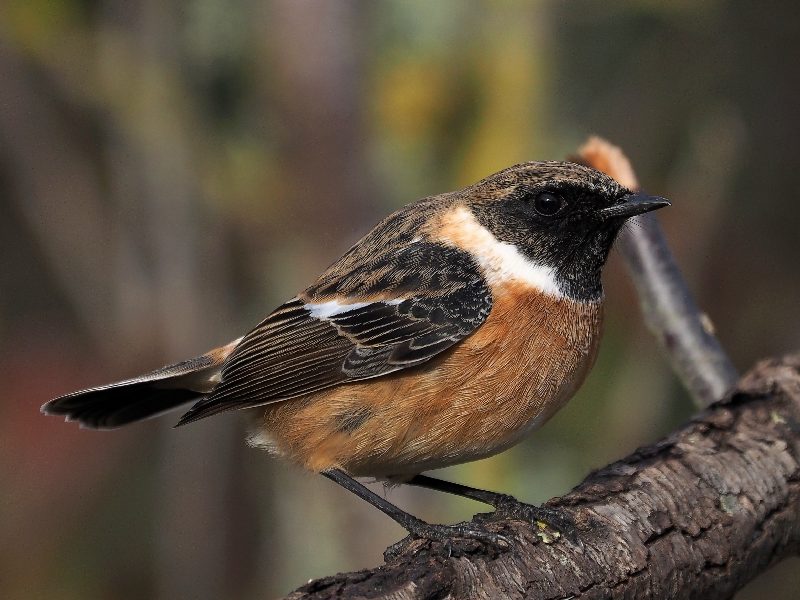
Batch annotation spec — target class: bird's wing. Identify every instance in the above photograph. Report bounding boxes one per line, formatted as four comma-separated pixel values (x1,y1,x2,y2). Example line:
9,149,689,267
176,240,492,425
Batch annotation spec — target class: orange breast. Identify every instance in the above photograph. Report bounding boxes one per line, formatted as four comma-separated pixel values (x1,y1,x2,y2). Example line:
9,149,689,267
254,284,603,477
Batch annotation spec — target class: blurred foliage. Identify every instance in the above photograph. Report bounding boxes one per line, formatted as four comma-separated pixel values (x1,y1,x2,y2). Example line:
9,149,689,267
1,1,798,598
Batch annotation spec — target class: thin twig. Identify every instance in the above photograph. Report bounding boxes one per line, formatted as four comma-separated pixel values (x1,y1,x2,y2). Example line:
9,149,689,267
575,137,739,407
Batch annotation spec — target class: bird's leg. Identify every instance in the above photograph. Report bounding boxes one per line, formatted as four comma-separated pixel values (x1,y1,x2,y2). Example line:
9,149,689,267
403,474,577,541
321,469,510,559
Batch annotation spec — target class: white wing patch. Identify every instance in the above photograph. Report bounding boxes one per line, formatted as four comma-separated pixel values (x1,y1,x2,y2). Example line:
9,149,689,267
305,298,404,320
437,206,564,298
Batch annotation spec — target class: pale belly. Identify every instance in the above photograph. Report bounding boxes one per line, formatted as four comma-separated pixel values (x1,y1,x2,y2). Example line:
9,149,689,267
253,288,603,477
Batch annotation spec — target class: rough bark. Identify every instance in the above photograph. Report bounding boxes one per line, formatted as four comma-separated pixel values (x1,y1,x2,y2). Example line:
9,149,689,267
285,354,800,600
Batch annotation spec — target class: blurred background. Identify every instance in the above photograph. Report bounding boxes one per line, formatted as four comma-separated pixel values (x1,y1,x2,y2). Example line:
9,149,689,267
2,1,799,598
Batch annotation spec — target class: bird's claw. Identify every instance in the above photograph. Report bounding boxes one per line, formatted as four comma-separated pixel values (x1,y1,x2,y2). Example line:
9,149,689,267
383,521,512,562
485,499,579,544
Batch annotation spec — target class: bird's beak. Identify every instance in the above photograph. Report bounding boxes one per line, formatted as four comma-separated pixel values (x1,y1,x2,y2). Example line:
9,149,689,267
599,192,671,220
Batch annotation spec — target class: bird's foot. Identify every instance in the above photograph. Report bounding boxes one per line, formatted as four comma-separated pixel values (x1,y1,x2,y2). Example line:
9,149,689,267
384,520,511,562
479,495,578,544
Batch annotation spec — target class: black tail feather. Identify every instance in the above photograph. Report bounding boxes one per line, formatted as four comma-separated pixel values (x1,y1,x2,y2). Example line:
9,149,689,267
44,384,204,429
42,340,240,429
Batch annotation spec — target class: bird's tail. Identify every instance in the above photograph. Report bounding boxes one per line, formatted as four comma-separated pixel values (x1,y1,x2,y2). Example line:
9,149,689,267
42,338,241,430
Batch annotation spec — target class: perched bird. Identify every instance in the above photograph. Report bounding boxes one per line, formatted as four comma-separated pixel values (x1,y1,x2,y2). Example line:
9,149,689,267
43,161,668,549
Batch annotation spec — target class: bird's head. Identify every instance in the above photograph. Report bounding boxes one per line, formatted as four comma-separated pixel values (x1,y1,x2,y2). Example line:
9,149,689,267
460,161,669,300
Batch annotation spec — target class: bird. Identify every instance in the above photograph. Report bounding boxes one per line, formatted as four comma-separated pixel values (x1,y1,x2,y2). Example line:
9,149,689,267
42,160,669,551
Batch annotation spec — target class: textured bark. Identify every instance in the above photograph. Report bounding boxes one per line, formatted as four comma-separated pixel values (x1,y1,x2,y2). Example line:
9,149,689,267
285,354,800,600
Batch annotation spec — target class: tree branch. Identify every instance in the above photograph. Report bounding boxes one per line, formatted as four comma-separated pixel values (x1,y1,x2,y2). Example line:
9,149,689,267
574,138,739,408
286,354,800,600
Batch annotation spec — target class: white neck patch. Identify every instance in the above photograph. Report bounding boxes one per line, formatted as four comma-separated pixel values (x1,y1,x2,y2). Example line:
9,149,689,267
438,206,564,298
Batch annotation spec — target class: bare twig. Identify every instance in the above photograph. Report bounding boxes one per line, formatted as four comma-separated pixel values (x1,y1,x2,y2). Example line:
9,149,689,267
575,137,739,408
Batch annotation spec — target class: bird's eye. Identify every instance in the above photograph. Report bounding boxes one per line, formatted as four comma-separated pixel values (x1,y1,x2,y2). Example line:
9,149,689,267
532,192,565,216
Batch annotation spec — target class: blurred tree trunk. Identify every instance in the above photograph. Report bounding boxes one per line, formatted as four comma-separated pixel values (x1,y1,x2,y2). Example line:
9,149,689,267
0,40,120,351
254,1,383,591
269,0,377,242
96,2,248,599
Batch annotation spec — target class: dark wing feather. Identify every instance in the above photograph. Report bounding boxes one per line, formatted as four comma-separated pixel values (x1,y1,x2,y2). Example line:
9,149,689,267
176,240,492,425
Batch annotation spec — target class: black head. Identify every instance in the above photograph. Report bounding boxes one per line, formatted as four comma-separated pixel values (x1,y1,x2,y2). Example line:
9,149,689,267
463,161,669,300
